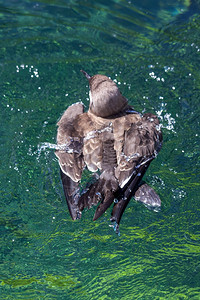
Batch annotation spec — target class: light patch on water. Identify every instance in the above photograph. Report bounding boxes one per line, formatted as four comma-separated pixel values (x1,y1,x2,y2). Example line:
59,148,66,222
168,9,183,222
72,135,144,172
38,142,67,153
16,64,40,78
35,143,57,162
148,71,165,82
169,168,177,174
29,142,57,162
109,222,120,236
172,188,186,199
112,72,127,87
156,102,176,133
191,43,200,52
151,175,166,189
164,65,174,72
4,96,34,114
36,141,83,161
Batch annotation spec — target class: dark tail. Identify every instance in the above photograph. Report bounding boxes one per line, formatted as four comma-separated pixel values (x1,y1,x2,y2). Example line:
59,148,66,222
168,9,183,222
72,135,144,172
110,159,154,225
60,168,81,220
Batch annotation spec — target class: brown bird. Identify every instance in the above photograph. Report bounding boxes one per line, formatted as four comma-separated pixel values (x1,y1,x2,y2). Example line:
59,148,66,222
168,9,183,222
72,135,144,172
55,70,162,231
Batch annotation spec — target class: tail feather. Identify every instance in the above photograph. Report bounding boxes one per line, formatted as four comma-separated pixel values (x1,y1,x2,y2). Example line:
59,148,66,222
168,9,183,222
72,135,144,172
78,181,102,210
79,173,117,221
60,168,81,220
93,191,115,221
134,183,161,207
60,157,161,227
110,160,153,225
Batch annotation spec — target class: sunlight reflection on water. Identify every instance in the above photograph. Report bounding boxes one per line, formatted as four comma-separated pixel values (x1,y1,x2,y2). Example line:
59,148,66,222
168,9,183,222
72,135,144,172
1,0,200,299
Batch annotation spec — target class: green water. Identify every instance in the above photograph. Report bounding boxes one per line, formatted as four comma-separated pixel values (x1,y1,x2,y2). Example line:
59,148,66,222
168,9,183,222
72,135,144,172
1,0,200,299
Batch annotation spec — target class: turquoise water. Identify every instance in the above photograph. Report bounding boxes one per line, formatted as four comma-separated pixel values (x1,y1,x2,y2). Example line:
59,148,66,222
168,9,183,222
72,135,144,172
1,0,200,299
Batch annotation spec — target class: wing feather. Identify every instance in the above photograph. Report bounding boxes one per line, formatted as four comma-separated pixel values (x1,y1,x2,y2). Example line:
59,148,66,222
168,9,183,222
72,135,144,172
55,102,85,182
115,113,162,187
55,105,162,223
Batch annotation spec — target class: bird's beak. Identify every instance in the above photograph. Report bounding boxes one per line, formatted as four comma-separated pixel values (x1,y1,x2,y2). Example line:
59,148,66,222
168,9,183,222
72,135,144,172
80,69,91,80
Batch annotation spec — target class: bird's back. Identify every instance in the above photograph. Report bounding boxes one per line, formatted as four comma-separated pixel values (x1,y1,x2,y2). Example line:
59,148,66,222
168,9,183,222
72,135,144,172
72,109,162,188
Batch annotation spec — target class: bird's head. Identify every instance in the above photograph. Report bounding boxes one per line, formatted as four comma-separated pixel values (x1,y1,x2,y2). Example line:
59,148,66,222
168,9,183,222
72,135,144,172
81,70,128,118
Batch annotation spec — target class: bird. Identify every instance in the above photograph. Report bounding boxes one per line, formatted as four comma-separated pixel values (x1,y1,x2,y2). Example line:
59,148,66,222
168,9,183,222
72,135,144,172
55,70,162,231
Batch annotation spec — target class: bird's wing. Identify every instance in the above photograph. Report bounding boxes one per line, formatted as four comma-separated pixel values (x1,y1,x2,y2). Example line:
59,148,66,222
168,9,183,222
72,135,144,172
55,102,85,219
115,113,162,187
76,112,162,222
110,113,162,225
55,102,85,182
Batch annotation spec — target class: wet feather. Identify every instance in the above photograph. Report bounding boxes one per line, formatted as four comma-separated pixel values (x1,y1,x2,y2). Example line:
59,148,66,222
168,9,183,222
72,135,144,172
55,71,163,227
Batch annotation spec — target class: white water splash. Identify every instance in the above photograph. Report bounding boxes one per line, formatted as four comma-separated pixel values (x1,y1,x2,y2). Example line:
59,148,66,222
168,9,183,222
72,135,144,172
156,103,176,133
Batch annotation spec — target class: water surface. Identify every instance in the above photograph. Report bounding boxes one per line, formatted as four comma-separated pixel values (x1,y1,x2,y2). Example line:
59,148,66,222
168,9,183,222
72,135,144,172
0,0,200,299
